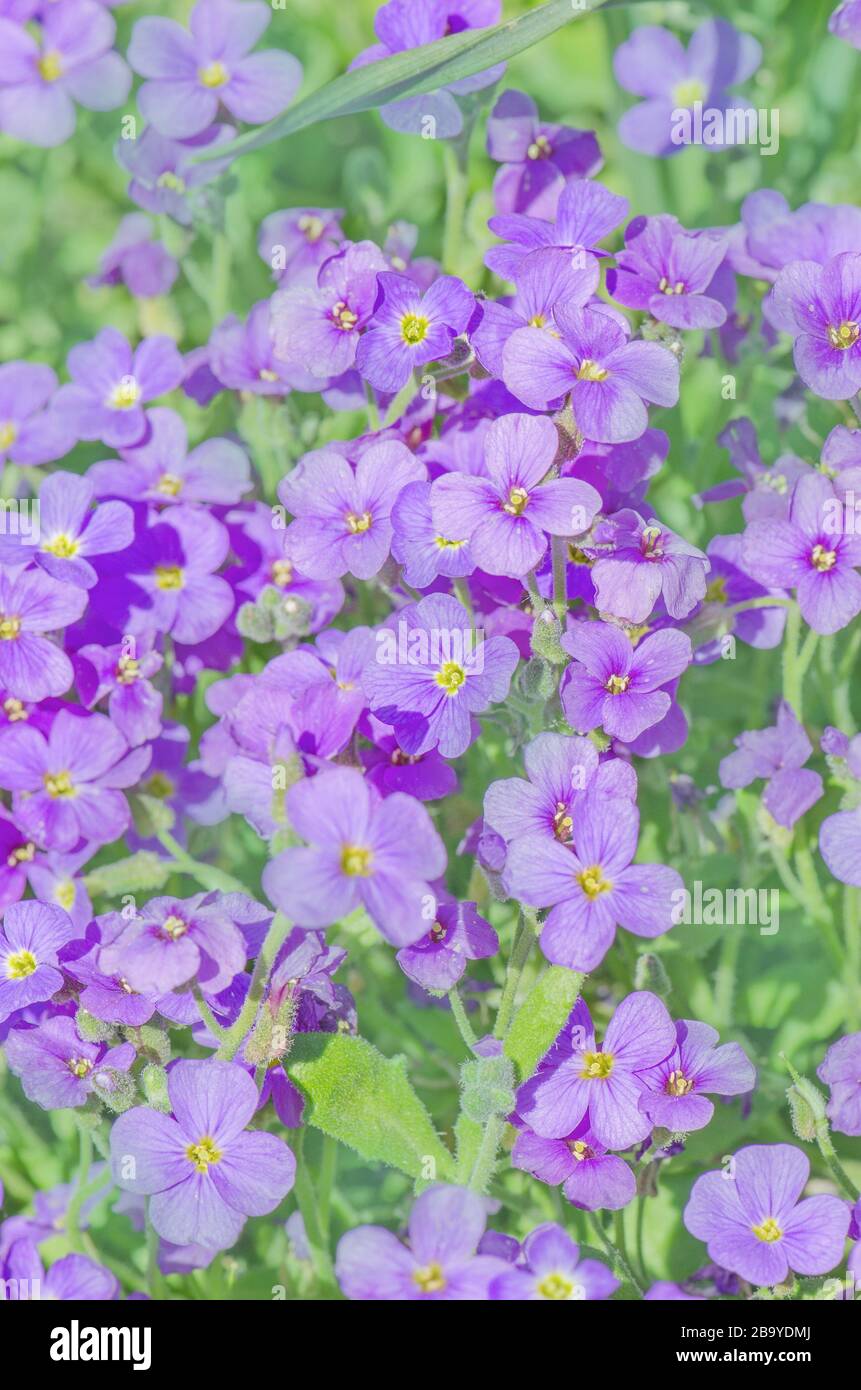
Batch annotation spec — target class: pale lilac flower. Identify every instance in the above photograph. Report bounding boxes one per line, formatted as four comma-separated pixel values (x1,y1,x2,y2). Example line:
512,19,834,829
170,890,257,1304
88,214,178,299
53,328,184,449
88,407,251,506
0,568,87,702
0,472,133,589
560,622,692,743
0,363,75,467
356,272,476,394
489,1223,618,1300
0,900,76,1023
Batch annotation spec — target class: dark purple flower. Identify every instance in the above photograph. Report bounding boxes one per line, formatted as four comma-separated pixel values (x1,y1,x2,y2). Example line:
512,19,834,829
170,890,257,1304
684,1144,850,1285
0,0,131,147
608,215,728,329
361,720,458,802
111,1059,296,1250
503,305,679,444
263,766,447,946
742,474,861,635
560,622,692,742
0,900,76,1023
430,413,601,578
53,328,184,449
817,1032,861,1135
396,900,498,992
613,20,761,158
335,1183,506,1300
128,0,302,139
111,506,234,647
486,88,602,217
0,362,74,467
5,1015,135,1109
363,592,520,759
489,1222,618,1300
0,567,87,701
356,272,475,394
503,794,683,971
719,700,823,830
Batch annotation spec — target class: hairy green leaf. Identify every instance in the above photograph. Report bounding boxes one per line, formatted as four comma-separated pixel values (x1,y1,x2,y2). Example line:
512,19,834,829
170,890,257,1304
504,966,584,1081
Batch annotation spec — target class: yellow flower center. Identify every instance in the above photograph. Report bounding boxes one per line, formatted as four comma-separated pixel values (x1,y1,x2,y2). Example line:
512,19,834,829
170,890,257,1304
345,510,372,534
38,50,63,82
705,575,728,603
537,1272,575,1300
577,864,612,898
116,655,140,684
108,378,140,410
527,134,553,160
666,1069,694,1096
0,421,17,450
43,533,79,558
7,841,35,868
68,1057,93,1079
162,914,188,941
502,486,530,516
271,559,294,587
527,313,546,328
430,920,448,942
827,321,860,351
605,673,630,695
752,1217,782,1244
810,544,837,572
568,544,593,565
413,1262,446,1293
672,78,707,107
259,368,279,382
156,472,183,497
157,170,186,194
331,301,359,332
658,276,686,295
298,214,325,242
155,564,183,590
400,313,429,346
577,359,609,382
6,949,37,980
0,616,21,640
143,772,175,798
55,879,75,910
186,1136,222,1172
433,535,466,550
580,1049,614,1079
198,61,230,89
568,1139,591,1161
341,845,373,877
44,770,74,798
435,660,466,696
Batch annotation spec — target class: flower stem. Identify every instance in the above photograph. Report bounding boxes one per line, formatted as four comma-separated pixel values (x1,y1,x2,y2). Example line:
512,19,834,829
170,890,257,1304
447,987,478,1051
843,885,861,1030
155,828,248,896
293,1132,339,1294
588,1212,645,1298
551,536,568,618
65,1125,93,1255
215,911,293,1061
493,909,538,1040
442,138,470,277
467,1112,506,1194
192,983,226,1040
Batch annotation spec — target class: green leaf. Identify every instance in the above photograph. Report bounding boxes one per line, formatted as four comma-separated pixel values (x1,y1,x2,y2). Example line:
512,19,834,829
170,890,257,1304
504,966,584,1082
195,0,636,164
287,1033,455,1180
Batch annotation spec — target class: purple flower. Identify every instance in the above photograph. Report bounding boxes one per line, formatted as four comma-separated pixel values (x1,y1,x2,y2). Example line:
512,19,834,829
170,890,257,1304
356,272,476,395
430,413,601,578
0,0,131,147
279,440,425,580
769,253,861,399
259,207,345,286
613,20,761,157
264,627,375,756
128,0,302,139
263,766,447,946
88,214,179,299
335,1183,506,1300
742,475,861,635
690,534,788,662
74,636,163,748
0,709,146,851
484,730,636,853
588,509,709,623
486,178,628,283
503,305,679,444
0,900,76,1023
0,567,87,701
471,247,600,379
110,1059,296,1250
111,506,234,647
1,1240,118,1300
53,328,184,449
830,2,861,49
560,622,692,743
489,1223,617,1301
820,807,861,888
271,241,388,380
608,215,729,329
361,721,458,802
697,417,809,520
0,810,37,913
209,299,312,395
390,480,476,589
351,0,503,140
0,363,74,467
0,472,133,589
517,992,676,1147
99,892,247,996
4,1016,135,1109
503,793,683,971
637,1020,756,1132
363,592,520,759
486,89,602,218
512,1119,637,1212
817,1033,861,1136
115,123,237,226
684,1144,850,1286
719,701,823,830
89,407,251,507
396,900,498,992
